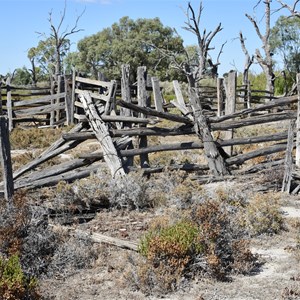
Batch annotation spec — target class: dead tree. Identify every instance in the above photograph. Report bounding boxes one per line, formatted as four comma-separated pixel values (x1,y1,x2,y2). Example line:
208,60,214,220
277,0,300,17
150,2,229,176
182,1,224,84
36,1,84,82
246,0,275,97
239,31,254,86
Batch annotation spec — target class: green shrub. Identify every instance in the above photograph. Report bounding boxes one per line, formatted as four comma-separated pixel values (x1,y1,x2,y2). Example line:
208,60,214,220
139,220,202,259
137,220,202,293
0,254,40,300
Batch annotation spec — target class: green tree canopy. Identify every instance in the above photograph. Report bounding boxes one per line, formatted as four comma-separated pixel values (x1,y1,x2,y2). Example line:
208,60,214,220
270,15,300,78
69,16,185,80
10,67,32,85
28,37,71,76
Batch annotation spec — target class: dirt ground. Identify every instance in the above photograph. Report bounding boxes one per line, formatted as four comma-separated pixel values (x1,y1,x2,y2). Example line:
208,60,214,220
37,180,300,300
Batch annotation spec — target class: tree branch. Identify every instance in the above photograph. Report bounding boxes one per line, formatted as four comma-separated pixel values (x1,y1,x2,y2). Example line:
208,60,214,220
277,0,300,17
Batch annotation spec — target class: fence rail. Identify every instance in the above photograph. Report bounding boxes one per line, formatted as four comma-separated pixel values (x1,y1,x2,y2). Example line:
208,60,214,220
1,67,300,197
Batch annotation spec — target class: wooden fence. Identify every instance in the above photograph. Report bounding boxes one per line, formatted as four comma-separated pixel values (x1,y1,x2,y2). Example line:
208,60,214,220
0,75,72,130
1,66,300,197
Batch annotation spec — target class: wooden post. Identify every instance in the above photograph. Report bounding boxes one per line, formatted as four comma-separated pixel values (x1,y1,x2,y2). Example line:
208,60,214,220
189,88,230,176
104,80,117,115
50,74,55,126
56,75,62,123
173,80,186,108
0,116,14,201
0,81,3,115
78,92,126,179
247,80,252,109
224,71,237,156
120,64,134,169
282,119,295,193
217,78,224,117
296,74,300,166
151,77,163,112
71,67,76,124
6,77,13,131
121,64,132,117
64,75,73,125
137,66,150,168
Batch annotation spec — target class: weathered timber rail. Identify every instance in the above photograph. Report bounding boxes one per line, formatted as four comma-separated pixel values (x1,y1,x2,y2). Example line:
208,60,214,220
1,66,300,196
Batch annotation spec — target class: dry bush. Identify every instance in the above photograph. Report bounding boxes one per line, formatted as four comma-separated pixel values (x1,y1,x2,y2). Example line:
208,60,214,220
127,195,259,296
10,127,66,150
0,191,59,277
49,178,109,216
12,151,38,171
0,189,98,295
0,191,31,256
46,235,98,279
107,173,149,210
244,192,284,236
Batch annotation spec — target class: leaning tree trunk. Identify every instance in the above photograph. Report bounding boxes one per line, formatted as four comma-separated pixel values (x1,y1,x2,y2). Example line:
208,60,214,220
189,88,230,176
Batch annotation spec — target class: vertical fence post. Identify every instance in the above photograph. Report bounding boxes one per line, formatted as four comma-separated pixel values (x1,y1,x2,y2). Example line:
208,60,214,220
71,67,76,124
6,77,13,131
56,75,62,123
64,75,73,126
120,65,134,170
217,78,224,117
224,71,237,156
151,77,164,112
296,74,300,167
282,119,295,193
0,116,14,202
121,64,132,118
0,81,3,115
137,66,150,168
247,80,252,109
50,74,55,126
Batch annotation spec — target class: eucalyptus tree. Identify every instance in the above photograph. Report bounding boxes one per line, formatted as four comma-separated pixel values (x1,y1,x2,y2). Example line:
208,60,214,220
270,15,300,79
72,16,184,80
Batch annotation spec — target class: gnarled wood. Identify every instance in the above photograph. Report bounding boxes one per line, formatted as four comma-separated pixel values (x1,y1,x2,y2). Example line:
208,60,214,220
189,89,230,176
78,91,126,178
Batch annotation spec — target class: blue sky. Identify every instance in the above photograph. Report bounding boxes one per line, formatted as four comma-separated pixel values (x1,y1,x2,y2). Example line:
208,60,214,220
0,0,291,76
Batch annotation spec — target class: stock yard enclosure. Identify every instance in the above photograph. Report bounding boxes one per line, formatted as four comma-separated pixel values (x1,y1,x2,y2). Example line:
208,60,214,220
0,66,300,200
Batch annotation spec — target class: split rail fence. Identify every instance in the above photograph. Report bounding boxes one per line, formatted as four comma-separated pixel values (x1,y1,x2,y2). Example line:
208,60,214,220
1,66,300,199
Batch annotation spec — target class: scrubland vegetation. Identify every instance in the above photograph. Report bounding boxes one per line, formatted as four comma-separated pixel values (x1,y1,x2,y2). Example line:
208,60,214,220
0,121,299,299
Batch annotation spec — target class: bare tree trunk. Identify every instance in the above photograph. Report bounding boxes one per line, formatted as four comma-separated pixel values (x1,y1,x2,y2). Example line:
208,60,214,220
246,0,274,98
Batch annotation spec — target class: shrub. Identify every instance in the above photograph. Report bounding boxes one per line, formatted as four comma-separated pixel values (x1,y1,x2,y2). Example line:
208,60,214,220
46,235,98,279
50,178,109,218
10,127,66,150
0,191,31,256
107,173,149,210
133,198,259,295
137,220,202,294
0,254,40,300
244,193,284,236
